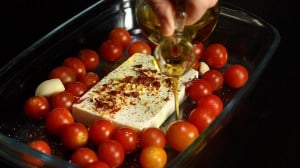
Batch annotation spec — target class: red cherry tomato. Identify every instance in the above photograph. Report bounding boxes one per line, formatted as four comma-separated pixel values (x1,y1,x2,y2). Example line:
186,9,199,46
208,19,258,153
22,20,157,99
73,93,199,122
186,78,213,102
51,91,75,110
25,140,52,166
188,106,216,133
193,42,205,61
45,107,74,136
139,127,166,149
24,96,50,121
84,161,110,168
61,122,89,150
99,40,123,62
97,140,125,168
128,41,152,56
224,64,249,88
63,57,86,78
108,27,131,48
197,94,224,117
66,81,88,97
78,49,100,71
204,43,228,68
28,140,51,155
112,127,138,154
88,119,117,146
166,120,199,152
78,72,100,88
48,66,76,86
70,147,98,167
139,146,167,168
201,69,224,91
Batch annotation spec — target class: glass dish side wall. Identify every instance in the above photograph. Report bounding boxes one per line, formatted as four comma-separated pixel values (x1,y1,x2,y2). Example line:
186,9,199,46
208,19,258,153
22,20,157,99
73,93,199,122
167,3,280,167
0,0,135,167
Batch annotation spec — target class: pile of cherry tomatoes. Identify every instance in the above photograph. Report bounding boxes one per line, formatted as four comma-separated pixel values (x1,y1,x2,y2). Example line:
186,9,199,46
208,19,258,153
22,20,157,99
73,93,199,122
23,27,249,168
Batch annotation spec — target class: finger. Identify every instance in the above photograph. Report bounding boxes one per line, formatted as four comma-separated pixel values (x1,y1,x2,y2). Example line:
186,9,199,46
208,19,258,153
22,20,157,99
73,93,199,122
148,0,175,36
185,0,218,25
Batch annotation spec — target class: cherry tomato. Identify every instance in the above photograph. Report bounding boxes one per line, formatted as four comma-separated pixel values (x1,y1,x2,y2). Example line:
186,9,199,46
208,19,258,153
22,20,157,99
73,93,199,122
49,66,76,86
112,127,138,154
188,106,215,133
63,57,86,78
193,42,205,61
78,72,100,88
24,96,50,121
88,119,117,146
25,140,52,166
108,27,131,48
66,81,88,97
84,161,110,168
139,146,167,168
139,127,166,149
166,120,199,152
78,49,100,71
28,140,51,155
186,78,213,102
61,122,89,150
99,40,123,62
128,41,152,56
201,69,224,91
204,43,228,68
97,140,125,168
51,91,75,110
45,107,74,136
70,147,98,167
224,64,249,88
197,94,224,117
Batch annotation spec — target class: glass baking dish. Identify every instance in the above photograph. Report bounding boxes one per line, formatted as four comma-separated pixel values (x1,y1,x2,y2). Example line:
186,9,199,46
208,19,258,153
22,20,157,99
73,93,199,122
0,0,280,167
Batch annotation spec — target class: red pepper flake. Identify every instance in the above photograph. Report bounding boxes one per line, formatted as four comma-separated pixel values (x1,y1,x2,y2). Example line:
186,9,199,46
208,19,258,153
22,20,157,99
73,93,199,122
164,97,170,101
131,92,139,98
152,81,161,88
134,64,143,68
74,97,86,104
108,90,118,95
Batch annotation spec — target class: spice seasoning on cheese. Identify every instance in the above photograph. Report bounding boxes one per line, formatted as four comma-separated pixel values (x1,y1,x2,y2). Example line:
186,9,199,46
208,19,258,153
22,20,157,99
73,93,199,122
72,53,198,130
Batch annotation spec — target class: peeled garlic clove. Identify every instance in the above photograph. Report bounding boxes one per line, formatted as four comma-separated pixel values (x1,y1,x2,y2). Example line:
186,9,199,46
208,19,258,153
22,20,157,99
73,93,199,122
35,78,65,97
199,61,210,76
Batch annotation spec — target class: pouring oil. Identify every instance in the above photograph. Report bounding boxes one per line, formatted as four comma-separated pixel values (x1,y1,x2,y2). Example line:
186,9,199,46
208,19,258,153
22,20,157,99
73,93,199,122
154,35,195,120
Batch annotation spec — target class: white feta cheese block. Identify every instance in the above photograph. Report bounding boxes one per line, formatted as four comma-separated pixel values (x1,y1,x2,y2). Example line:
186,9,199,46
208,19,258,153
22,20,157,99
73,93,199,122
72,53,198,130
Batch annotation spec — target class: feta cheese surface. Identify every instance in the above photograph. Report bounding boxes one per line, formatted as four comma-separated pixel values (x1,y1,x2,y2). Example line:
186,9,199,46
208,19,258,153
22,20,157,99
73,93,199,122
72,53,198,130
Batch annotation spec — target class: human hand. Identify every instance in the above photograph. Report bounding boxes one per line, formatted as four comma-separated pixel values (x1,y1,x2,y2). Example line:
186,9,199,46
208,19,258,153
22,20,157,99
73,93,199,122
148,0,218,36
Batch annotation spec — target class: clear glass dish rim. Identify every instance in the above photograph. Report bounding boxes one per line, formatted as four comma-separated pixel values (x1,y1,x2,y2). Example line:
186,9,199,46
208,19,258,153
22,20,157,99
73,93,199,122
0,0,280,167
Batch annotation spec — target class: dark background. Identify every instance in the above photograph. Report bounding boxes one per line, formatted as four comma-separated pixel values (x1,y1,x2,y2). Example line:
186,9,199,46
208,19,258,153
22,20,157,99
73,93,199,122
1,0,297,167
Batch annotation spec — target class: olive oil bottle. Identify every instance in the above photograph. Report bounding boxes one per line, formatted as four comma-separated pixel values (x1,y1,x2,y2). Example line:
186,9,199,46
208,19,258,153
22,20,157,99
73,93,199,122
135,0,220,45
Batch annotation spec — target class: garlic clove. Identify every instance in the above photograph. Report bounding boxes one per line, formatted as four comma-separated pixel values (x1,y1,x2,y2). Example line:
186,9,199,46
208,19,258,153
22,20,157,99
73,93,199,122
35,78,65,98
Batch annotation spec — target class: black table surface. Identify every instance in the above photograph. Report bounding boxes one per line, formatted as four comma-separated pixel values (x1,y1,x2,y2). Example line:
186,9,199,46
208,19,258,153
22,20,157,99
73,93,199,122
1,0,297,168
